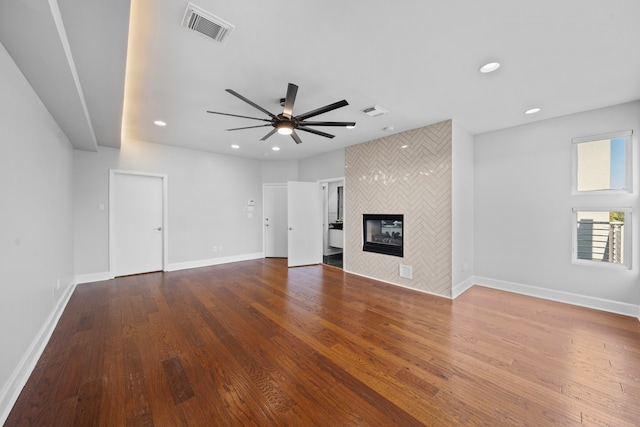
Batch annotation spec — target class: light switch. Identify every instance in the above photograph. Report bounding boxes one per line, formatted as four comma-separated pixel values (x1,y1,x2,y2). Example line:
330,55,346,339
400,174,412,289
98,203,105,211
248,199,255,206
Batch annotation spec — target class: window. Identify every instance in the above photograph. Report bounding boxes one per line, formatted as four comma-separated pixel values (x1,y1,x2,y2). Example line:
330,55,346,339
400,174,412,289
573,209,631,268
572,130,632,193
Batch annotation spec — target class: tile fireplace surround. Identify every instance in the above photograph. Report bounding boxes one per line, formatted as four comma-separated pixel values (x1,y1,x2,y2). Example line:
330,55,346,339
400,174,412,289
345,119,452,296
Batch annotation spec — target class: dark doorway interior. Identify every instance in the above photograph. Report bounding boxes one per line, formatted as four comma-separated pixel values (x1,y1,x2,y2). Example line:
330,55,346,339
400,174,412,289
323,252,343,269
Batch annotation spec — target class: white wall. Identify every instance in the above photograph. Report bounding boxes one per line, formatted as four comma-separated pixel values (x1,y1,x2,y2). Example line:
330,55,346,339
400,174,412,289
298,149,345,182
0,42,75,421
261,160,299,183
74,138,264,277
474,101,640,311
451,122,474,295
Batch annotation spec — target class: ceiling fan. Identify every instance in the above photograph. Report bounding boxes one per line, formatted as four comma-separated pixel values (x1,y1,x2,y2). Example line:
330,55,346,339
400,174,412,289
207,83,356,144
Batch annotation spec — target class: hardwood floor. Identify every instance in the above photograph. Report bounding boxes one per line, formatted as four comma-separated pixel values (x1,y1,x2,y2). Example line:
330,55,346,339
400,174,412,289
6,259,640,426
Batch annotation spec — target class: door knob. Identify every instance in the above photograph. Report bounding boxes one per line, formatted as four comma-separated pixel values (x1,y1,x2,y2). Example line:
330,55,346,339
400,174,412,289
288,227,294,230
155,227,162,231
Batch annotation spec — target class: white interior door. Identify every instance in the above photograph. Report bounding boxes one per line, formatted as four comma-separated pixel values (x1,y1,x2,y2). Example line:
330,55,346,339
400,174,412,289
111,171,165,276
287,181,322,267
264,184,288,257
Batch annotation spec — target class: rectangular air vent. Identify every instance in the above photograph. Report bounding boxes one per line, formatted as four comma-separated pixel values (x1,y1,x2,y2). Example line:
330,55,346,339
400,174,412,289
182,3,234,43
363,105,388,117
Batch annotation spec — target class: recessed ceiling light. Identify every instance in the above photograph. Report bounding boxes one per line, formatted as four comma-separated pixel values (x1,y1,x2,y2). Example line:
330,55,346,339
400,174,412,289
154,120,167,126
383,126,395,132
272,146,280,151
525,108,541,115
479,62,500,73
231,144,239,149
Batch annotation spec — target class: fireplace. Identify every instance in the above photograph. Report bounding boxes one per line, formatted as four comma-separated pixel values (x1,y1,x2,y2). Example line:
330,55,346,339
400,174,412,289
362,214,403,257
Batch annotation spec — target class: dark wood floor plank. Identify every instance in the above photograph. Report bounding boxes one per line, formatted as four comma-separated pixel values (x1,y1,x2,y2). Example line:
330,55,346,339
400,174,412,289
72,377,102,427
162,356,194,405
6,258,640,426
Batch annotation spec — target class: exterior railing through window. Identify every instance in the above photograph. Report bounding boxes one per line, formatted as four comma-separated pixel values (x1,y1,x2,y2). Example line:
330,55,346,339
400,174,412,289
576,220,624,264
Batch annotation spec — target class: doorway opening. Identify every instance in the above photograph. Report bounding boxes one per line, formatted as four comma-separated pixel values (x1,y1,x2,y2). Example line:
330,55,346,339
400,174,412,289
321,178,344,269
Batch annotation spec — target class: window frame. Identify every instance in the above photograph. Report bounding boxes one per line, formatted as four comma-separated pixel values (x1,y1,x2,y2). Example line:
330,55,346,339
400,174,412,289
571,208,632,269
571,130,633,195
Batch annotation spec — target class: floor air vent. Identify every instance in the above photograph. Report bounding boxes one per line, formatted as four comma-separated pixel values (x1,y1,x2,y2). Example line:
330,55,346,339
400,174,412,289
182,3,234,43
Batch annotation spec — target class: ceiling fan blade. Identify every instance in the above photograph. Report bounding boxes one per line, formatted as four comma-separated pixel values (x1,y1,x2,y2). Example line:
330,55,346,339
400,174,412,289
291,130,303,144
295,100,349,121
261,128,278,141
226,124,272,131
296,127,335,139
282,83,298,119
207,111,271,122
225,89,276,118
298,121,356,127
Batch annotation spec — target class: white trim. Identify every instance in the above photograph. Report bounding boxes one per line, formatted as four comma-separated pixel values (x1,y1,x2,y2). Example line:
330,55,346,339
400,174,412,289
317,176,345,184
452,276,475,299
166,252,264,272
474,276,640,318
109,170,169,276
0,280,77,425
75,271,114,284
572,129,632,144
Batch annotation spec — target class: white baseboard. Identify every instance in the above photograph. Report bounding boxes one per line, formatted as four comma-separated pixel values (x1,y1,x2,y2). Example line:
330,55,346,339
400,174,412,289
473,276,640,319
166,252,264,272
452,276,475,299
75,271,114,284
0,280,77,425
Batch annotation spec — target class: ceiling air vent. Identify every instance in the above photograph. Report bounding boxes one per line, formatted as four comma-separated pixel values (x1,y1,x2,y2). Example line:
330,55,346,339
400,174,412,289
182,3,234,43
363,105,388,117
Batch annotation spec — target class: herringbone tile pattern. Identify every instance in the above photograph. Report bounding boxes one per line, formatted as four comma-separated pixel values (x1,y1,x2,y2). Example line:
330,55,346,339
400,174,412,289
345,120,452,296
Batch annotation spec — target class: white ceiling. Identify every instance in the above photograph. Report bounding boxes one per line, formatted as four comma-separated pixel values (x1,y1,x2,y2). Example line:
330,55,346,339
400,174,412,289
2,1,640,160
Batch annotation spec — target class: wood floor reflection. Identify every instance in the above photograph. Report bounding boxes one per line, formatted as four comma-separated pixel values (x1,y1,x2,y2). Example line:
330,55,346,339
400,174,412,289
7,258,640,426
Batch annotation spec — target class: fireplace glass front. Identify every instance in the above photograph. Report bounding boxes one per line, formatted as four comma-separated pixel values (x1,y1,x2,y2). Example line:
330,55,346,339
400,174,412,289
362,214,403,257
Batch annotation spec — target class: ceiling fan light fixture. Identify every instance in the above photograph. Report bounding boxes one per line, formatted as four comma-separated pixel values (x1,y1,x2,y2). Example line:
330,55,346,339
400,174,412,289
208,83,353,145
277,123,293,135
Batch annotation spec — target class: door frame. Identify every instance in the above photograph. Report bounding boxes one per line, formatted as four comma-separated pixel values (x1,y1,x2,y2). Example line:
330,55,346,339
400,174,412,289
109,169,169,276
262,183,288,258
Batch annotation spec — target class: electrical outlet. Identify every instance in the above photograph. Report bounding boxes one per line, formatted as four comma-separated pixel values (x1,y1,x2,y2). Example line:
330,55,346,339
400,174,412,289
56,279,60,291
